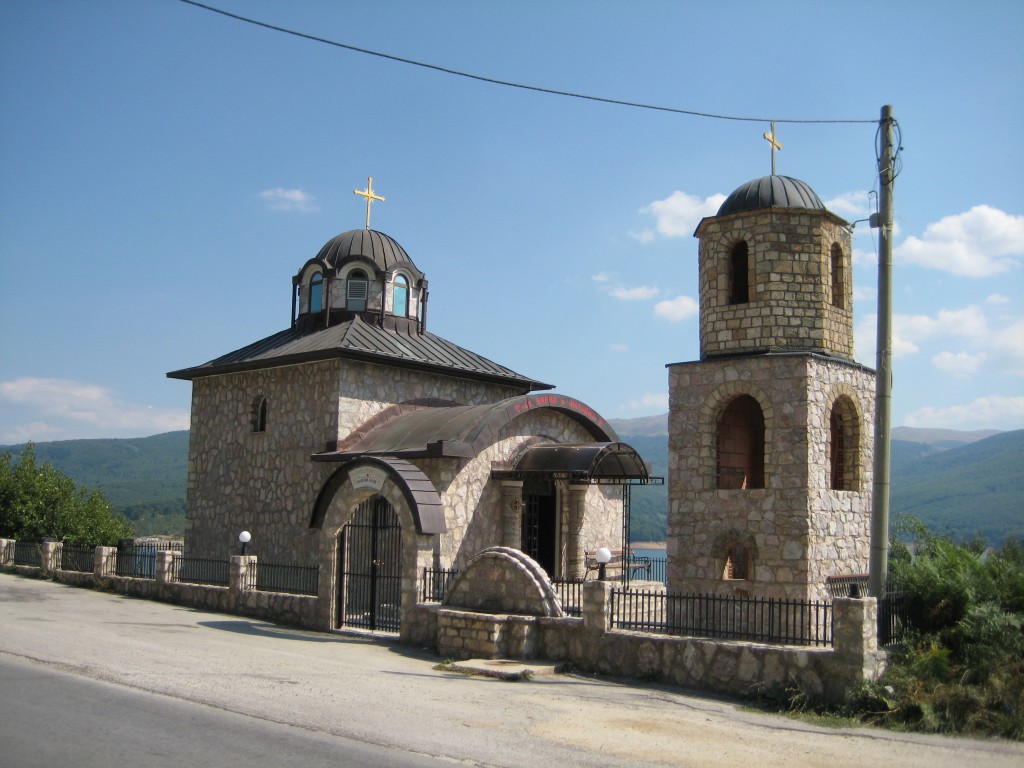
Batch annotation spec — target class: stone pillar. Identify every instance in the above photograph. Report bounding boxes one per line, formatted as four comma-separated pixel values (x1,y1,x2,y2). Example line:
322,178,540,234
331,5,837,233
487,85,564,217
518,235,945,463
833,596,886,682
230,555,257,593
582,580,612,635
500,480,524,549
156,551,177,585
40,540,60,575
0,538,15,565
565,484,588,579
95,546,116,577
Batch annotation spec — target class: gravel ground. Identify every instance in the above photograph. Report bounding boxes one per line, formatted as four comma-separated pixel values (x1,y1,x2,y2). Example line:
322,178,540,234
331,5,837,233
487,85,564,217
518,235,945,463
2,574,1021,768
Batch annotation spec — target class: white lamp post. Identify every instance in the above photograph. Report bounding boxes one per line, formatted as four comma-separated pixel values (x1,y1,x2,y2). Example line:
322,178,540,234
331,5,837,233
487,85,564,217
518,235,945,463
595,546,612,581
238,530,251,556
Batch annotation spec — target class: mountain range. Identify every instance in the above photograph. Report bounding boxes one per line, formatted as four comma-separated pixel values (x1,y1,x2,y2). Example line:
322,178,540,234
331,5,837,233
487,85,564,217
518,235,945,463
3,421,1021,545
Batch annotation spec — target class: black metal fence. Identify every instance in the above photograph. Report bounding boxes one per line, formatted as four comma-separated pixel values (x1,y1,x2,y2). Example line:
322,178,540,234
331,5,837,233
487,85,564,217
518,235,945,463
420,567,459,602
172,556,230,587
878,592,909,646
612,588,834,647
553,578,584,616
647,557,668,585
60,545,95,573
13,541,41,567
247,562,320,596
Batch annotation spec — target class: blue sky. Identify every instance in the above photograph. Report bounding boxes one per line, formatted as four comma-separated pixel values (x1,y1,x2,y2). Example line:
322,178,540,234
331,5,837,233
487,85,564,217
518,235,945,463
1,0,1022,444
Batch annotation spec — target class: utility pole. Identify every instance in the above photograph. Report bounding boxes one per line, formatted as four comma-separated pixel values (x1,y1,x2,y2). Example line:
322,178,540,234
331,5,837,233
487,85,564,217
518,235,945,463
869,105,896,598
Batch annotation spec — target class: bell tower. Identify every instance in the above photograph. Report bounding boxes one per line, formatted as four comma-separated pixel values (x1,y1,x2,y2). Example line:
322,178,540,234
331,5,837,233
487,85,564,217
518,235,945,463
667,175,875,602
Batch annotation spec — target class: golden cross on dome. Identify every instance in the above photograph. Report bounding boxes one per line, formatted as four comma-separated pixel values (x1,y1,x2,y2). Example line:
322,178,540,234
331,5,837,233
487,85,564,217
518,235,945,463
353,176,385,229
763,122,782,175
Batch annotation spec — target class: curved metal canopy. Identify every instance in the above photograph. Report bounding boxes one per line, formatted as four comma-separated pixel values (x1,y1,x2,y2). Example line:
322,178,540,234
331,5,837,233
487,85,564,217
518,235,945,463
496,442,660,485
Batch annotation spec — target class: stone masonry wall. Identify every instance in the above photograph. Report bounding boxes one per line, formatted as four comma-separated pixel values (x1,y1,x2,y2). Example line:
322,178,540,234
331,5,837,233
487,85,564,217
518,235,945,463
696,210,853,359
667,353,874,602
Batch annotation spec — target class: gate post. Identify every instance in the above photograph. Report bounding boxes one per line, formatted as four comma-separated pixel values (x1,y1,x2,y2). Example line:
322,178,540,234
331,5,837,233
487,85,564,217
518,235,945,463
500,480,523,549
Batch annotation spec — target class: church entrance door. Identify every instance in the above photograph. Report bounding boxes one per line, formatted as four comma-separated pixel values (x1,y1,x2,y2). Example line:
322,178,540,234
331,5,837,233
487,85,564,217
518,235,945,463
522,480,558,577
337,496,402,632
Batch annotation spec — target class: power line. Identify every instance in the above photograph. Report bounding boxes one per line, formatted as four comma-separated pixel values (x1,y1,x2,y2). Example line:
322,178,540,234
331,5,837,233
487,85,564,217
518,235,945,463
177,0,878,126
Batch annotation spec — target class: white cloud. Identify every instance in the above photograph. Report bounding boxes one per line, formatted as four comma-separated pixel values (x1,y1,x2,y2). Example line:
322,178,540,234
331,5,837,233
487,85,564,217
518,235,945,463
609,343,629,353
591,272,614,284
986,293,1011,305
611,285,659,301
636,190,726,240
931,351,984,376
895,205,1024,277
621,392,669,412
890,305,989,358
654,295,698,322
904,396,1024,431
0,378,190,443
824,190,873,220
259,187,319,212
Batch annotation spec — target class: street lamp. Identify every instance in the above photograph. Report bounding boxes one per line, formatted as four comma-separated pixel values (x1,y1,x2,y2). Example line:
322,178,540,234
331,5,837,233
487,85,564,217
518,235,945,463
595,546,612,581
238,530,251,556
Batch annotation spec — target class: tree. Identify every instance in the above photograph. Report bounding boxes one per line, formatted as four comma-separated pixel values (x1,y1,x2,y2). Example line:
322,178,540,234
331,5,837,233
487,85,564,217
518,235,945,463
0,443,133,546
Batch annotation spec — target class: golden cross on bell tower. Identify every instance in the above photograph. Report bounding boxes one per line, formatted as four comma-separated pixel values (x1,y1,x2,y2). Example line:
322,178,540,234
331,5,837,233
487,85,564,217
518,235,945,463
763,122,782,175
353,176,385,229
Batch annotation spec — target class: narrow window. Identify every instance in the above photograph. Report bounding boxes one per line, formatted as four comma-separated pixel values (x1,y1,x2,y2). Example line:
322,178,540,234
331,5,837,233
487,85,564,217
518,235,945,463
831,243,845,309
724,545,749,580
392,275,409,318
829,396,859,491
728,241,749,305
716,395,765,489
310,273,324,313
347,270,368,311
252,397,268,433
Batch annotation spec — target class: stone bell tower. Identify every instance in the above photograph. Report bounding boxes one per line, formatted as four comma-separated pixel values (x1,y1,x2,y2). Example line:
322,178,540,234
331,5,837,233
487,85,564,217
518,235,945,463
667,175,875,603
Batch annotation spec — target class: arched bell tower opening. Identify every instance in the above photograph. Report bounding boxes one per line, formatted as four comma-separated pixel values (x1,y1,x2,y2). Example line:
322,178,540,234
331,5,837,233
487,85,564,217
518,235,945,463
668,174,876,602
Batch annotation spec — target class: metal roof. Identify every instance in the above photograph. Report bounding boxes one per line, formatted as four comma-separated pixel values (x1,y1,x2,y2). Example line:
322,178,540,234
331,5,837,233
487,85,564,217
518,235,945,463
508,442,652,481
716,175,825,217
167,315,553,390
311,394,618,461
315,229,424,281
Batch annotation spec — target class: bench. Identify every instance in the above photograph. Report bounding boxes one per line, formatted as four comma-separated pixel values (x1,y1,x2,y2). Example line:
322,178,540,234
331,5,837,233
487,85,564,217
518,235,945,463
585,549,652,580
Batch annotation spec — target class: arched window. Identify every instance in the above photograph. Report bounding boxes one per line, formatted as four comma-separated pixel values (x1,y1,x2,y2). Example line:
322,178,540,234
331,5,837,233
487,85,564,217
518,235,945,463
728,241,749,305
829,396,859,491
347,269,368,312
251,397,268,433
830,243,845,309
716,395,765,489
309,273,324,313
392,275,409,318
724,544,749,580
712,532,757,582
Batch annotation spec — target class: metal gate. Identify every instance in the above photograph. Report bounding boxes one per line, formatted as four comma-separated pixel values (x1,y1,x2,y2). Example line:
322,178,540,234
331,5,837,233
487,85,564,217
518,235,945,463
337,496,403,631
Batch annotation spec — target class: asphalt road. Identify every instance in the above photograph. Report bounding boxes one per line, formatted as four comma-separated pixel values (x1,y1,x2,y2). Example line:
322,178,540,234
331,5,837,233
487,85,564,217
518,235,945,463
2,574,1022,768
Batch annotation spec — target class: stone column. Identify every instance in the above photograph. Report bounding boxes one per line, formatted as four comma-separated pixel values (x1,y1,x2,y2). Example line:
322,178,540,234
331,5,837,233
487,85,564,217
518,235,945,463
0,538,13,565
230,555,257,593
500,480,524,549
95,546,116,577
565,484,589,579
156,551,177,585
833,596,886,682
40,540,60,575
582,580,613,635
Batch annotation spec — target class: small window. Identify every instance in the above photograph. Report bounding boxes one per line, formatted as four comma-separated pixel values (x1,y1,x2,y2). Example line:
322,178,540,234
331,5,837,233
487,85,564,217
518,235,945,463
830,243,845,309
310,273,324,313
728,241,749,305
392,275,409,318
716,395,765,489
829,396,859,491
347,270,368,312
252,397,268,433
724,545,749,580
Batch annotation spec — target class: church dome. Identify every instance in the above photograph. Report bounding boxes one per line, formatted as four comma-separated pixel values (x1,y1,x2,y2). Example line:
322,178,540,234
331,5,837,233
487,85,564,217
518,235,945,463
315,229,423,280
717,175,825,217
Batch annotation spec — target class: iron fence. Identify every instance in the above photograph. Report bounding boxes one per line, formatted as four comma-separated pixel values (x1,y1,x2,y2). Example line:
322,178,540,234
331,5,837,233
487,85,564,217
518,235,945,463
247,562,319,596
647,557,668,585
878,592,909,646
115,549,158,579
13,541,41,567
60,545,95,573
420,567,459,602
612,588,834,647
172,556,230,587
553,578,584,616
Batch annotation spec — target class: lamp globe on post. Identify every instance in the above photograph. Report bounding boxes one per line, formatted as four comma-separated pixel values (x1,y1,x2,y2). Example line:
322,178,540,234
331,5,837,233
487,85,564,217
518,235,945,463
595,546,612,581
238,530,251,556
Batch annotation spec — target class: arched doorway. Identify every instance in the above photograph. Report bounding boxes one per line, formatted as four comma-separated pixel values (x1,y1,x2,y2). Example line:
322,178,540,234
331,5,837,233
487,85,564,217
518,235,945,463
521,479,558,577
337,496,402,631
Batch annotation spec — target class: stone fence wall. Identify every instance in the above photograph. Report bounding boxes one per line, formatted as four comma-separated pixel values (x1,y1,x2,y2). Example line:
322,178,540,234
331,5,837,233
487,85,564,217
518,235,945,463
0,539,318,630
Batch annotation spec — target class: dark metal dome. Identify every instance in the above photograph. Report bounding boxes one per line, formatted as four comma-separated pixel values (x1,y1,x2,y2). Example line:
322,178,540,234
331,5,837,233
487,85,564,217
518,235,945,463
717,175,825,217
315,229,423,280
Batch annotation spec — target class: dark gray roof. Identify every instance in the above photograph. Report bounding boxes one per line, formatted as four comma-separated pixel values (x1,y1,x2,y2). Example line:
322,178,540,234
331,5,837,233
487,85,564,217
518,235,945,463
315,229,423,281
167,315,552,390
717,175,825,217
312,394,618,460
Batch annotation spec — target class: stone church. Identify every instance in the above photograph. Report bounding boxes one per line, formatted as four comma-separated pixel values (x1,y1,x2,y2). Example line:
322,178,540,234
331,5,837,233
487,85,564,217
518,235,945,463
168,186,652,633
668,174,875,604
